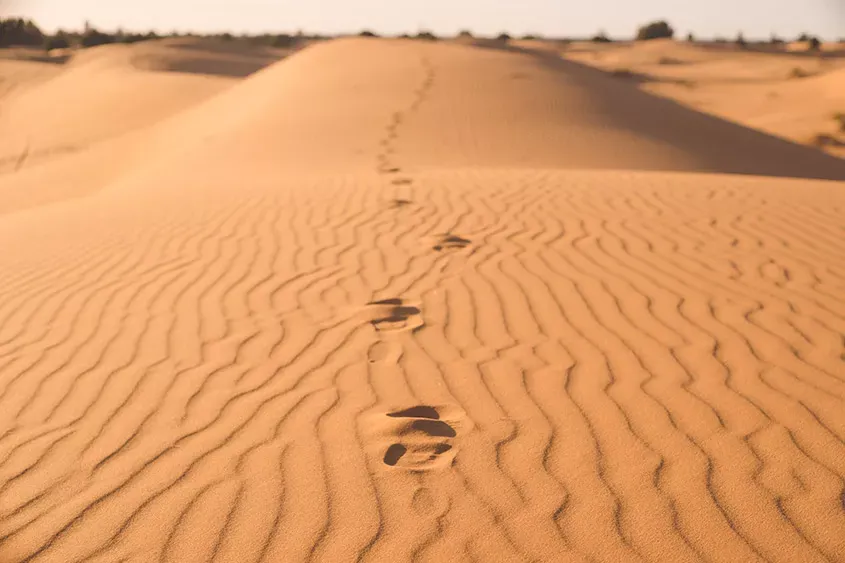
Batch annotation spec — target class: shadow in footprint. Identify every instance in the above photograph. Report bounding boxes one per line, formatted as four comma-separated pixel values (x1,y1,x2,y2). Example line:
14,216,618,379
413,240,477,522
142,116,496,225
389,198,412,208
384,444,407,466
388,406,440,420
433,443,452,454
373,306,420,326
434,234,471,252
371,298,403,306
411,419,457,438
391,178,413,186
367,298,422,332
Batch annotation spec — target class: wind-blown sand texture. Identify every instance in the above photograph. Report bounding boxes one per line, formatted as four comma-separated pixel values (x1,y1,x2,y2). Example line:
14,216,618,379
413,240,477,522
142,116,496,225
0,37,844,562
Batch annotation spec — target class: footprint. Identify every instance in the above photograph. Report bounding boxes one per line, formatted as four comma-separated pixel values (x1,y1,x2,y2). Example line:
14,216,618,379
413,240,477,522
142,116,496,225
367,340,401,364
391,178,412,186
433,234,471,252
366,298,423,333
380,405,459,470
389,198,412,208
380,167,401,174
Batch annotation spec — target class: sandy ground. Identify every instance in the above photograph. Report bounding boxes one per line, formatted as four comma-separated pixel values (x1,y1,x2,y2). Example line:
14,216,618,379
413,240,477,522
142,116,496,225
0,37,843,562
558,38,845,157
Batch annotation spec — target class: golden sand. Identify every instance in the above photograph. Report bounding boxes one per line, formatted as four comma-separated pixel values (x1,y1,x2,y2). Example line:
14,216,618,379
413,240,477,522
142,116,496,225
0,37,843,562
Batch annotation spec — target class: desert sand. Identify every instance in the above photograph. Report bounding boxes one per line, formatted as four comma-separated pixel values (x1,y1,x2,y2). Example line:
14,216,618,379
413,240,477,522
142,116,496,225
0,37,843,562
559,38,845,158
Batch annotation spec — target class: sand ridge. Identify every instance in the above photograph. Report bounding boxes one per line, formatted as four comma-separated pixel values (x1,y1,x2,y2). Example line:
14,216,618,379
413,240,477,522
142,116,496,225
0,37,843,562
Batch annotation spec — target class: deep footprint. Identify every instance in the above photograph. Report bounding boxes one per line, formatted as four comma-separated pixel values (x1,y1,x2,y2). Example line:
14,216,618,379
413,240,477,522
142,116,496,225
365,298,423,333
387,406,440,420
410,419,457,438
384,444,407,466
372,306,421,329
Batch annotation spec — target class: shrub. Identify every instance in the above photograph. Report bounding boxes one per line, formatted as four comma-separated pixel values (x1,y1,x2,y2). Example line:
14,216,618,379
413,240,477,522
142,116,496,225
770,34,785,45
592,31,612,43
416,31,437,41
636,20,673,41
457,30,473,39
359,30,377,37
736,32,747,48
686,32,695,42
522,33,540,40
808,36,821,51
497,32,511,42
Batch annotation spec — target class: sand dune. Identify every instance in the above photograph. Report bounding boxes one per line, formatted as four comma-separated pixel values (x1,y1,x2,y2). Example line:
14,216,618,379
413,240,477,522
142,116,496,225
0,39,292,176
0,37,843,562
561,38,845,158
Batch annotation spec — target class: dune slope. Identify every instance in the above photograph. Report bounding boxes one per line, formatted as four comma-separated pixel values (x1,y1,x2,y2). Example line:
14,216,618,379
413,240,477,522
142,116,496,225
0,38,843,563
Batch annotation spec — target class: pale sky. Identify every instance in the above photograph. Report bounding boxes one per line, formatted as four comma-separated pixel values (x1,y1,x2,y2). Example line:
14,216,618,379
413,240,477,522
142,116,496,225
4,0,845,40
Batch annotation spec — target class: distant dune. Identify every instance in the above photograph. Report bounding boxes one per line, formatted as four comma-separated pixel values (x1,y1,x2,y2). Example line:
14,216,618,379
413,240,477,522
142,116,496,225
0,37,843,563
562,38,845,158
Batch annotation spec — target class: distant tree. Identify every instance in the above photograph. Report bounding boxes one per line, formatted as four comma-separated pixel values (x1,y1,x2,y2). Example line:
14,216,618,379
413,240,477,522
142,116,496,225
416,30,437,41
770,33,785,45
119,32,153,44
44,33,70,51
272,34,295,48
591,30,612,43
808,36,822,51
686,32,695,42
797,32,811,42
735,32,747,48
522,33,541,40
457,30,473,39
0,18,45,47
497,32,511,42
80,26,116,47
359,30,377,37
636,20,674,41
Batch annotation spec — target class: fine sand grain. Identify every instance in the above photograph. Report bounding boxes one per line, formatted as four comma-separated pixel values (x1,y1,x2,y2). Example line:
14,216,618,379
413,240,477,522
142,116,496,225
0,37,843,563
